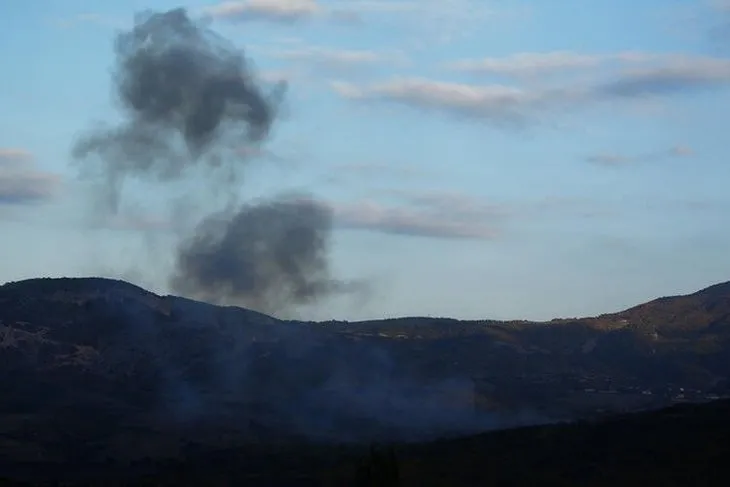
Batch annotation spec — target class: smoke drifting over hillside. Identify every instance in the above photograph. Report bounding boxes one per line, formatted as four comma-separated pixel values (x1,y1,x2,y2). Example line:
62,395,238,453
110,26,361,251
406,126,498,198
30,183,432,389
64,7,519,444
72,7,349,315
88,280,523,443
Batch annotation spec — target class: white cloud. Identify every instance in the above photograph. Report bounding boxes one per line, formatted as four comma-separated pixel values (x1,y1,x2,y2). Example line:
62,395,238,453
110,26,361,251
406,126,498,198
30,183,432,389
205,0,321,22
0,148,33,166
205,0,509,48
599,55,730,96
585,145,694,167
333,188,510,239
332,198,502,240
331,77,584,124
448,51,730,79
330,190,615,239
0,149,61,205
332,52,730,124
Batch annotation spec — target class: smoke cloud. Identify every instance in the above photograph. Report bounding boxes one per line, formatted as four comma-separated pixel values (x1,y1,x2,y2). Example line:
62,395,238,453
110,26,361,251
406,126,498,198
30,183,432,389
72,8,280,191
72,7,351,315
171,194,342,314
65,5,528,446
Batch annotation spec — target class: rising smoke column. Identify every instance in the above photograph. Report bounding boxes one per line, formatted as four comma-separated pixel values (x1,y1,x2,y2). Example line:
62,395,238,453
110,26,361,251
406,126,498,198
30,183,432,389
66,8,511,442
73,8,346,315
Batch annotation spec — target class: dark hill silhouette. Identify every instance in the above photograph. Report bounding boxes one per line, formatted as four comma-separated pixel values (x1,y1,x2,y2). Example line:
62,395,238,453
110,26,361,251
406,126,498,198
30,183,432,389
134,399,730,486
1,277,730,484
2,399,729,485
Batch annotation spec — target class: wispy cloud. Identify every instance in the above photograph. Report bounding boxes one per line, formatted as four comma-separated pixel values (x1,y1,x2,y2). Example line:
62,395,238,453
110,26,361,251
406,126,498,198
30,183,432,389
0,149,61,205
0,174,62,205
585,145,694,167
331,189,508,240
333,199,502,240
204,0,508,48
450,50,730,90
82,191,504,240
331,77,580,125
333,52,730,125
204,0,322,23
446,51,721,78
0,148,33,166
330,189,617,239
597,56,730,97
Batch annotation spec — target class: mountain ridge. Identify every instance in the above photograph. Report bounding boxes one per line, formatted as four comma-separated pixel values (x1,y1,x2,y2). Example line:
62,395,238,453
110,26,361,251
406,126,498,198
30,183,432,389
4,276,730,325
5,276,730,332
1,275,729,471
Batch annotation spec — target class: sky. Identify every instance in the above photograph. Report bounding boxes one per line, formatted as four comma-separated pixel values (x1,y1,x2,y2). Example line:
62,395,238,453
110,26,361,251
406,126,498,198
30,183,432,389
1,0,730,322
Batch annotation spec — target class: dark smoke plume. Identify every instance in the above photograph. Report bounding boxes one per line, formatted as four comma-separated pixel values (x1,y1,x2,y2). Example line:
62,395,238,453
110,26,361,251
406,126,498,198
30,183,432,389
73,7,282,199
73,7,352,314
171,194,341,314
63,7,538,444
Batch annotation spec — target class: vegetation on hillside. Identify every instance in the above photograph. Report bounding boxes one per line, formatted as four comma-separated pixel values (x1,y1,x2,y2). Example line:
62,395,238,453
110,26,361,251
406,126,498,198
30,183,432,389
2,399,724,486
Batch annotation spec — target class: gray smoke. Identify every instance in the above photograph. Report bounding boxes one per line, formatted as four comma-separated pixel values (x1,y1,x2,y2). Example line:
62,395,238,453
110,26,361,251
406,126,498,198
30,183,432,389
60,6,548,448
72,7,281,196
171,194,342,314
72,7,350,314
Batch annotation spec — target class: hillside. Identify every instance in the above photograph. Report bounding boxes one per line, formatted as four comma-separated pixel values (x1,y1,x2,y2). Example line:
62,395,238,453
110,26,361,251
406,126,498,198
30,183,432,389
615,280,730,334
321,281,730,394
1,276,730,483
3,399,730,486
143,398,730,486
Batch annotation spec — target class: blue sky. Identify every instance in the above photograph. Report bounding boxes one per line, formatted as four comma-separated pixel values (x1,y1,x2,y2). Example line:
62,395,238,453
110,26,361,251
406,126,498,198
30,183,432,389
2,0,730,321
